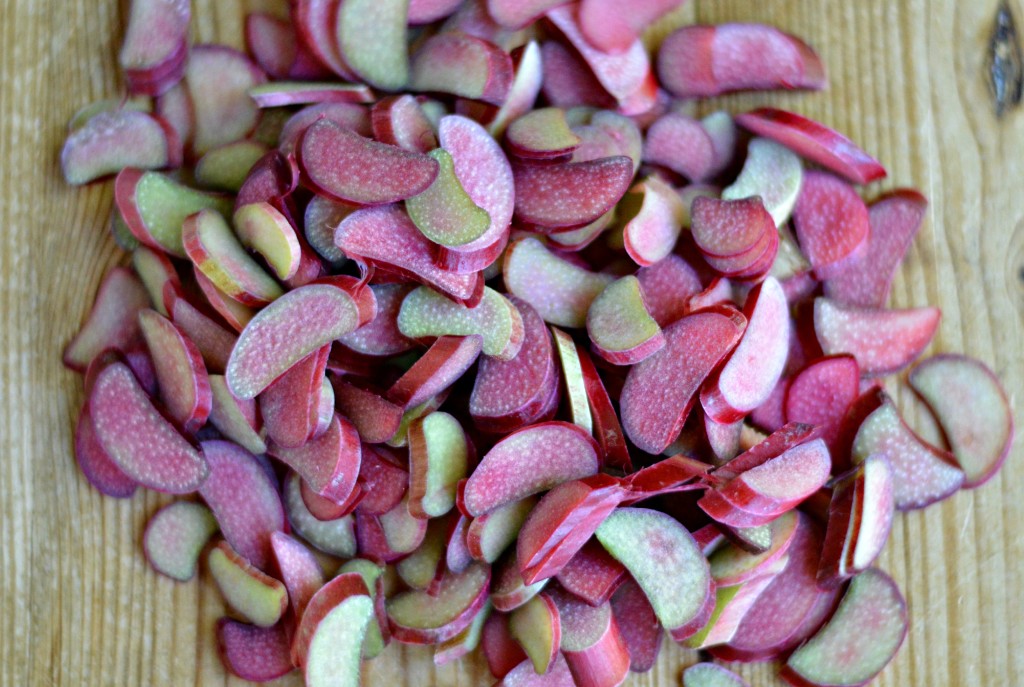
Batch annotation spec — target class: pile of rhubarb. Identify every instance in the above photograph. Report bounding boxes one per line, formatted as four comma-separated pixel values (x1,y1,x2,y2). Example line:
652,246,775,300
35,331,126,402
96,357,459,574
60,1,1015,686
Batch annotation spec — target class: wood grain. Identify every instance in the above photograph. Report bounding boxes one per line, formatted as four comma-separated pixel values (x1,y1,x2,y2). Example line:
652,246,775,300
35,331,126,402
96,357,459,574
1,1,1021,685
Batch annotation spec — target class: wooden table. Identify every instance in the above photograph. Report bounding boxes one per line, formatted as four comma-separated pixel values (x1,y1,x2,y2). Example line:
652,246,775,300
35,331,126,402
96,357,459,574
1,0,1021,685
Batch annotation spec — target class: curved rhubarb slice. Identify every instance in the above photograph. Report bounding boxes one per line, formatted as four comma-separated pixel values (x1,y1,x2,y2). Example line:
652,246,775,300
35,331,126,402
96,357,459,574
546,5,653,107
61,110,171,184
183,209,283,306
335,0,409,91
119,0,190,95
504,237,613,328
207,375,266,455
701,277,790,423
551,327,592,433
783,568,907,687
717,439,831,518
635,255,703,328
64,267,150,372
199,440,285,571
304,593,375,686
852,395,964,510
620,308,746,454
818,455,895,587
133,245,181,316
909,354,1014,488
467,497,537,564
513,156,634,229
609,577,662,672
545,588,629,687
471,299,557,433
387,563,491,643
621,176,688,267
270,531,324,619
824,190,928,307
464,422,600,516
736,108,886,185
169,294,236,375
216,619,294,683
723,137,803,227
707,510,798,586
691,196,774,262
208,540,287,628
555,539,626,606
642,112,716,182
232,202,301,281
283,472,357,558
74,406,138,498
715,515,825,662
226,279,374,399
658,24,825,99
793,171,870,277
387,335,483,408
509,593,561,674
270,414,361,503
507,107,581,160
372,94,437,153
396,517,448,590
596,508,712,636
586,275,664,366
407,149,491,247
260,346,329,448
398,286,524,360
579,0,687,54
139,309,211,433
194,140,269,192
143,501,218,582
486,41,543,138
577,349,631,471
185,46,266,156
249,81,374,108
785,355,861,451
434,114,515,272
293,572,372,668
89,360,208,494
334,204,483,304
683,664,750,687
408,411,470,518
434,601,491,666
301,120,439,206
814,298,940,377
411,33,513,105
116,168,233,256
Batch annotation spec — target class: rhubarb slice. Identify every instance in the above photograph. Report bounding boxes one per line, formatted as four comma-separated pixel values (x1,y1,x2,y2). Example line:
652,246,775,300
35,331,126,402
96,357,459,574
909,354,1014,488
335,0,409,90
61,110,171,184
208,540,287,627
792,171,870,277
64,267,150,372
398,286,524,360
408,411,470,518
513,156,634,229
722,137,803,227
406,148,491,247
143,501,218,581
410,33,513,105
138,309,212,434
586,275,664,365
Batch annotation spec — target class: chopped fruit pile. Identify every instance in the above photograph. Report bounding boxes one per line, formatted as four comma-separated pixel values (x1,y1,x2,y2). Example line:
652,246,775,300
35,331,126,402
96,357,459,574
61,1,1014,686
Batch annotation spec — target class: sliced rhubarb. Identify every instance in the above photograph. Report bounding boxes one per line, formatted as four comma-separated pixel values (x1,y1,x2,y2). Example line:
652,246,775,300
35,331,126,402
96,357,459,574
216,619,294,682
792,171,870,277
208,541,287,631
89,360,208,493
143,501,218,582
435,602,491,665
119,0,190,96
408,411,470,518
736,108,886,185
909,354,1015,487
407,148,491,249
468,497,537,564
635,255,703,328
683,664,750,687
226,279,374,399
260,346,329,448
270,413,361,503
334,204,483,304
621,176,687,267
64,267,150,372
207,375,266,455
658,24,825,99
387,335,483,408
814,298,940,377
464,422,599,516
335,0,409,91
398,286,524,360
270,531,324,619
555,539,626,606
411,33,513,106
471,298,557,433
185,46,266,156
509,593,561,674
199,440,285,571
609,577,662,672
74,406,138,498
706,510,798,586
783,568,907,687
852,394,965,510
507,107,581,160
504,237,613,328
300,119,438,206
643,112,716,182
579,0,686,54
283,472,357,558
723,137,803,227
547,587,630,687
620,308,746,454
139,309,212,433
61,110,171,184
785,355,860,451
577,348,632,471
514,156,634,230
387,563,491,643
551,327,593,433
586,275,664,365
701,277,790,423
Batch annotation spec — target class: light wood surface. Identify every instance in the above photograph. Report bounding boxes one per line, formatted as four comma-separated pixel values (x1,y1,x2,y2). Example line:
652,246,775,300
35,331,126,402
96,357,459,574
1,0,1021,685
